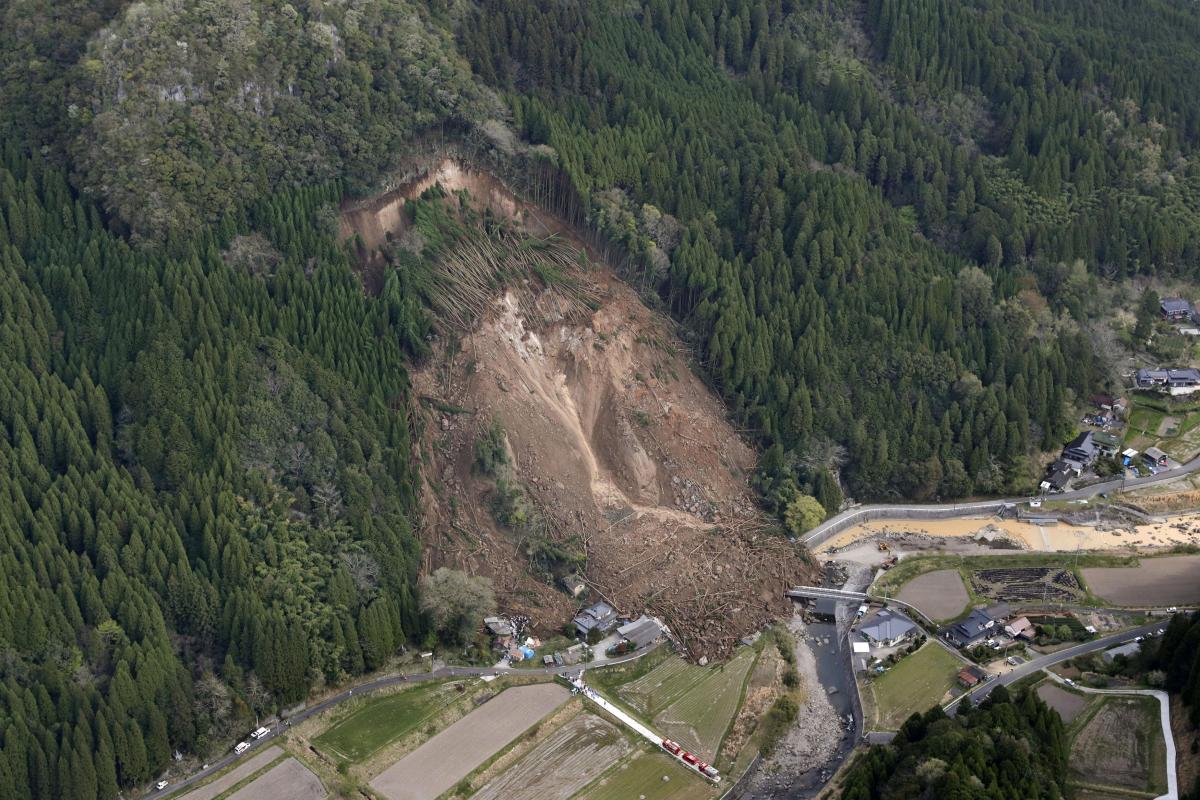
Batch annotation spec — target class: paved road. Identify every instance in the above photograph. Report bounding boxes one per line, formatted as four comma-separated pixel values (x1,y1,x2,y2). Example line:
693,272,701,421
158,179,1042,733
944,619,1169,713
802,453,1200,549
152,647,656,799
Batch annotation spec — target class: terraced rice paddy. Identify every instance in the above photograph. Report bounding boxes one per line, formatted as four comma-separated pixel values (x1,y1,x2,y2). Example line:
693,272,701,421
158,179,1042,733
313,680,459,763
471,714,632,800
580,747,712,800
657,649,756,759
619,655,710,716
970,566,1083,603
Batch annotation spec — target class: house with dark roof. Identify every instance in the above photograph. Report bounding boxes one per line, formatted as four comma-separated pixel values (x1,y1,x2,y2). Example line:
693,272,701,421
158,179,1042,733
616,616,663,650
1161,298,1192,320
942,608,996,648
1136,368,1170,388
1040,467,1072,493
572,602,619,639
1143,446,1169,467
857,610,919,647
1062,431,1098,465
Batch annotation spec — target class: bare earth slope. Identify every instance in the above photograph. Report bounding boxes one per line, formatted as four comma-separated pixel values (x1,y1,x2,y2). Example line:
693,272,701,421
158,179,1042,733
343,160,811,658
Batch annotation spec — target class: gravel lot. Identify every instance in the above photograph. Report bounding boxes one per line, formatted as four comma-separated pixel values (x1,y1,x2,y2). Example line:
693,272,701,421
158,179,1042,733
1082,555,1200,605
226,757,324,800
895,569,970,620
370,683,570,800
176,746,282,800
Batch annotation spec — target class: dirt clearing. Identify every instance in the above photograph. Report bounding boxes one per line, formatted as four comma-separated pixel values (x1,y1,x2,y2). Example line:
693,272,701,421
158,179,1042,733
369,683,569,800
1082,555,1200,605
177,746,281,800
1036,683,1088,724
1069,697,1165,793
471,713,631,800
225,757,324,800
894,569,970,621
352,161,812,658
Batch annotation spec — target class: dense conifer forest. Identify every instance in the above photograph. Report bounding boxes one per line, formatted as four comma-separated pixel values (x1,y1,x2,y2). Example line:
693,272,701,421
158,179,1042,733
2,0,1200,797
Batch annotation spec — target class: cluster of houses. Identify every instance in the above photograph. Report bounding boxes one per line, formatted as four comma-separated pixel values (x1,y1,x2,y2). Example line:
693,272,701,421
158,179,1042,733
1134,367,1200,396
1039,429,1120,492
484,602,665,666
940,603,1034,652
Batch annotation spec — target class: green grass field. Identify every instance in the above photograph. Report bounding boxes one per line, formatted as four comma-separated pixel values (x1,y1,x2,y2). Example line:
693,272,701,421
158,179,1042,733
618,655,711,716
655,647,757,759
312,680,457,763
866,643,963,730
579,747,714,800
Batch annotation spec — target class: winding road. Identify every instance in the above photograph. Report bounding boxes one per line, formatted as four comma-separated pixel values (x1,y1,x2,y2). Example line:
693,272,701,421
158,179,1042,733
802,452,1200,550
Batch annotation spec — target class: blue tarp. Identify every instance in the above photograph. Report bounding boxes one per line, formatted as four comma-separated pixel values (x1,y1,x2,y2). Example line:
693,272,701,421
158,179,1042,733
520,647,535,659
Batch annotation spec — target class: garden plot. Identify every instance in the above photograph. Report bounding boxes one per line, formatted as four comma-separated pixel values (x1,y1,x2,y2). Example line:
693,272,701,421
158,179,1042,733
619,655,709,716
1036,683,1089,724
1069,696,1166,795
225,757,324,800
580,746,713,800
970,567,1083,603
1083,555,1200,606
894,569,970,621
653,647,757,760
471,713,631,800
369,683,569,800
313,680,460,763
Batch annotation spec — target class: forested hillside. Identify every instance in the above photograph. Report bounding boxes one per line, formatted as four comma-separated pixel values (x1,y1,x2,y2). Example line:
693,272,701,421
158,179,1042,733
0,148,427,798
4,0,1200,797
836,687,1069,799
460,0,1200,509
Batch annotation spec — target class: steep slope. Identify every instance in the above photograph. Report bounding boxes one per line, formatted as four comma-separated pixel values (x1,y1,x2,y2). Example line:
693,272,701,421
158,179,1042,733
342,160,812,658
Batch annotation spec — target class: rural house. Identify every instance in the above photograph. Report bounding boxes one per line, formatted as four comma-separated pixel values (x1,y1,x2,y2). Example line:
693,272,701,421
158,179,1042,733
572,601,619,639
1143,447,1169,467
1040,466,1072,493
957,665,986,688
1003,616,1034,640
560,574,587,598
1161,297,1192,320
943,608,996,648
1091,431,1120,457
616,616,663,650
1101,641,1142,663
1062,431,1098,465
857,610,919,647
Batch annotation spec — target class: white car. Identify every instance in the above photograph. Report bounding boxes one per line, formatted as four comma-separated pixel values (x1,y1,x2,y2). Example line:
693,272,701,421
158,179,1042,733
1064,678,1075,687
156,781,169,791
234,741,250,755
250,726,270,740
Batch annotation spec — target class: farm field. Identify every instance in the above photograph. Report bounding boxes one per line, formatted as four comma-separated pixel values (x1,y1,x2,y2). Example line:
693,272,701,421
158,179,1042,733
471,713,632,800
1082,555,1200,606
971,566,1084,603
369,682,569,800
579,746,714,800
1036,682,1089,724
176,746,283,800
1068,696,1167,796
225,757,325,800
866,643,963,731
894,569,970,621
619,654,710,716
654,647,757,760
313,680,457,763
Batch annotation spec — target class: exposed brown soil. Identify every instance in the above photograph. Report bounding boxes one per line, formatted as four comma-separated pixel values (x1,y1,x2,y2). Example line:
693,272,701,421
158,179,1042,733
226,758,325,800
1082,555,1200,605
894,569,970,621
342,160,812,659
1036,683,1088,724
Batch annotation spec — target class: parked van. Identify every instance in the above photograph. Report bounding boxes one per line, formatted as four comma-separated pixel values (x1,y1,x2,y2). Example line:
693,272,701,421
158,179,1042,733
250,726,270,740
234,742,250,755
